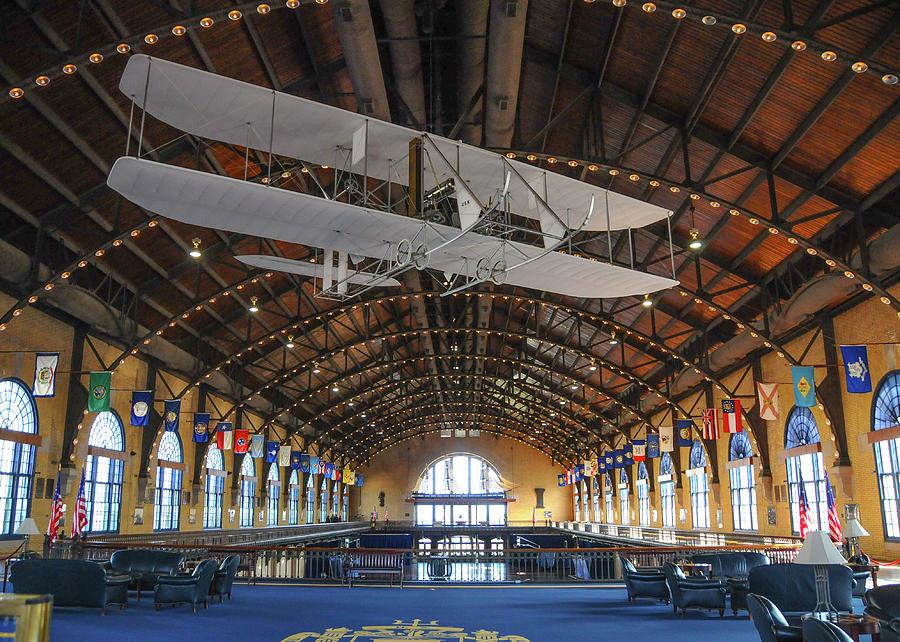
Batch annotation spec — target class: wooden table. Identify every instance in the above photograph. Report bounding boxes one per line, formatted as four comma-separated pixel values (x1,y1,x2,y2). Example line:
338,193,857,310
802,614,880,642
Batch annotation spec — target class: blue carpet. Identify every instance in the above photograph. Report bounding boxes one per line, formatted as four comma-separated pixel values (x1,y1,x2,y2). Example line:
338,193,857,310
48,583,769,642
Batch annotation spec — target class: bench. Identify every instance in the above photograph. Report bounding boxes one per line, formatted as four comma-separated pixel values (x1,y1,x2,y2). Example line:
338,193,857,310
347,551,403,588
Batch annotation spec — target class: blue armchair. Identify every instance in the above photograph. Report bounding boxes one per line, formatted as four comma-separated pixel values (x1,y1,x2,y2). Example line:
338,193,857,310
663,562,727,617
801,618,854,642
746,593,802,642
212,555,240,603
154,559,218,613
620,556,669,604
864,584,900,642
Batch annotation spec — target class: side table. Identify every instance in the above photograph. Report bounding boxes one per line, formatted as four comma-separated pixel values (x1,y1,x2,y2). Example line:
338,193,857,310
802,613,880,642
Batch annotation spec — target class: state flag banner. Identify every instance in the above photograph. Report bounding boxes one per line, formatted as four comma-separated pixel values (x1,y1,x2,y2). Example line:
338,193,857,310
299,454,310,472
356,473,364,487
604,452,614,470
623,444,634,466
215,422,233,450
840,345,872,393
334,468,342,483
325,462,334,479
88,371,112,412
558,473,567,487
702,408,721,440
278,445,292,467
344,470,356,485
192,413,210,443
318,460,328,475
163,400,180,432
756,382,780,421
309,456,320,473
646,434,660,458
632,440,646,462
234,429,249,454
266,442,279,463
721,399,743,433
249,434,265,458
676,419,694,447
131,390,152,426
584,459,598,476
613,449,625,469
32,352,59,397
659,425,674,452
792,365,816,407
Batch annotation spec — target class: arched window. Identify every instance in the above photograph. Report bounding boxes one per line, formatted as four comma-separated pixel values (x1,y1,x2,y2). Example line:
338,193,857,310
239,455,256,528
871,371,900,538
413,454,507,526
266,465,279,526
153,431,183,531
305,473,315,524
0,379,38,535
332,477,341,519
659,453,675,528
604,474,614,523
637,462,650,526
580,480,589,523
84,411,125,533
729,433,757,531
785,406,827,534
619,468,630,525
204,448,224,529
289,469,300,525
342,484,349,522
591,475,601,523
319,476,329,523
688,439,709,529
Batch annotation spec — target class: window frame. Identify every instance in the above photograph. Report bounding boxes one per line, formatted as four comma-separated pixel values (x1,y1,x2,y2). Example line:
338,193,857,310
84,410,125,533
871,371,900,540
784,406,828,535
239,455,256,528
0,378,38,536
266,464,279,526
728,433,758,531
203,447,225,530
153,431,183,532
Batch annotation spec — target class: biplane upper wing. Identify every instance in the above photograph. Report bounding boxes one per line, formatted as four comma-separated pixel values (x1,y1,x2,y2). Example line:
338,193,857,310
119,55,671,232
107,157,677,299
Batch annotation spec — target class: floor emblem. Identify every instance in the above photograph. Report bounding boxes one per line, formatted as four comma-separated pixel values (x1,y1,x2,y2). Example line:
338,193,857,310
281,618,530,641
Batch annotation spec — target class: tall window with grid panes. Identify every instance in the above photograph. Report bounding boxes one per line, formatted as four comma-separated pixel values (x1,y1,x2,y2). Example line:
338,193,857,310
604,475,614,523
728,432,758,531
637,462,650,526
659,453,676,528
619,469,630,525
0,379,37,535
785,406,828,534
266,464,279,526
84,411,124,533
239,455,256,528
288,469,300,525
688,439,710,529
153,431,183,531
204,447,225,529
871,372,900,539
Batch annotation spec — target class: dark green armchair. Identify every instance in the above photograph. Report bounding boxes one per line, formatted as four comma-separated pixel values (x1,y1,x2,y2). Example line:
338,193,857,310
212,555,241,602
153,559,218,613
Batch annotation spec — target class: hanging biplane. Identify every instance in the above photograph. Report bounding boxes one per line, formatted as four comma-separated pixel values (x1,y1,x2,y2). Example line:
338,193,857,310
107,55,678,300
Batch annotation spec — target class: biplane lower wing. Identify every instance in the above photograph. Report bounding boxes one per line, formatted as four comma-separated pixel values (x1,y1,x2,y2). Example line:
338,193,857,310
235,254,401,287
107,157,677,299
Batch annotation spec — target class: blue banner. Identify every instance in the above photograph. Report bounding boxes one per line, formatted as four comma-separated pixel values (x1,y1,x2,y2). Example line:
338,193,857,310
676,419,694,447
623,444,634,466
309,456,320,473
265,441,279,463
840,345,872,393
131,390,152,426
356,473,364,487
558,473,567,487
299,454,310,473
574,464,584,483
613,449,625,469
604,452,614,471
792,365,817,407
163,400,180,432
646,434,660,458
325,462,334,479
192,413,210,442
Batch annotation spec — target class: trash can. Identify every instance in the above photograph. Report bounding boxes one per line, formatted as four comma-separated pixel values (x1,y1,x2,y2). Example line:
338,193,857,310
0,594,52,642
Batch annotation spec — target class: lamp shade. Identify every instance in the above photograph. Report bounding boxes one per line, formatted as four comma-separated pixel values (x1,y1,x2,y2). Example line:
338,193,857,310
843,518,870,539
794,530,847,565
14,517,41,536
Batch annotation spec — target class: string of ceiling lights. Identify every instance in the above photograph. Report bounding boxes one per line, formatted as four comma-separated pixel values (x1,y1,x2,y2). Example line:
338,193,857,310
3,0,896,105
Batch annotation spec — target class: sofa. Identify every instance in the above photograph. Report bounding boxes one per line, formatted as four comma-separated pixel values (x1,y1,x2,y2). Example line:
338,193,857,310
10,559,131,615
689,551,770,579
864,584,900,642
748,563,855,615
108,549,186,600
662,562,727,616
620,556,669,604
154,559,218,613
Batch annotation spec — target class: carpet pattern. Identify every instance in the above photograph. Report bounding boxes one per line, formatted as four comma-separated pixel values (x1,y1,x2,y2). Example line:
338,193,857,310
47,583,772,642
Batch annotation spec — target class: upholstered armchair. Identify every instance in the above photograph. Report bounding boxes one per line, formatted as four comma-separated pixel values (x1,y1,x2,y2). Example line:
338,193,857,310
153,559,218,613
801,618,854,642
619,556,669,604
108,549,186,600
864,584,900,642
746,593,802,642
212,555,241,603
662,562,727,617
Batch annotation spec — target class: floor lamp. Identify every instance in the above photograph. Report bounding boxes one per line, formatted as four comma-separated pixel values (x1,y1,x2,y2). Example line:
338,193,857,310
14,517,41,557
793,530,847,622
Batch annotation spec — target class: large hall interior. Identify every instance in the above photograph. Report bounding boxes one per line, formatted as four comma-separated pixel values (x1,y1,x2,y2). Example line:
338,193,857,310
0,1,898,640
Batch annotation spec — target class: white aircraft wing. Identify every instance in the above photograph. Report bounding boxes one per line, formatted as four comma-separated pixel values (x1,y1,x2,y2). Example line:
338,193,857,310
107,157,677,299
235,255,400,287
119,55,671,232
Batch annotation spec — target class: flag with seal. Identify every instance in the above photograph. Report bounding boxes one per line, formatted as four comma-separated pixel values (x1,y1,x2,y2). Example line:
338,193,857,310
676,419,693,446
163,400,180,432
266,441,279,463
840,345,872,393
192,413,210,442
88,371,111,412
32,352,59,397
131,390,152,426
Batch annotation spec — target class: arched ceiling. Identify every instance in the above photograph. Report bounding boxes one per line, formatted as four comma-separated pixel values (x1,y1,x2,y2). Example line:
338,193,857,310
0,0,897,467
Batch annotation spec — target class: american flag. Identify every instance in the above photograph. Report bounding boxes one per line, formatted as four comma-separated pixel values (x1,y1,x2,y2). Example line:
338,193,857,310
824,470,842,542
47,471,63,546
702,408,721,440
71,468,88,538
797,471,812,538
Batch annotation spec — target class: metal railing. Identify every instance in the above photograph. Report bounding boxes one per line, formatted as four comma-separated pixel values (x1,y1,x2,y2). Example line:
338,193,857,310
554,521,802,548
